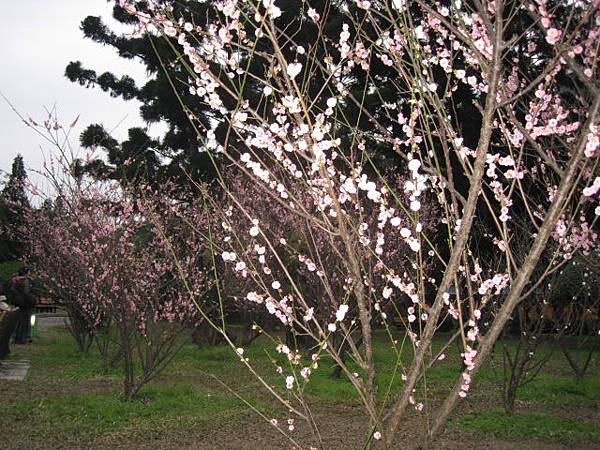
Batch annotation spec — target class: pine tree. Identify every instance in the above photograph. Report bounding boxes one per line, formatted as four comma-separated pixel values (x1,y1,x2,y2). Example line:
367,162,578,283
65,1,221,185
0,155,31,261
65,1,392,185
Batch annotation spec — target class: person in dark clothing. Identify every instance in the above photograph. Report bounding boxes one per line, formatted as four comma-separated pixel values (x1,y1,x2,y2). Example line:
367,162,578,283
0,293,19,358
0,308,19,358
9,266,36,344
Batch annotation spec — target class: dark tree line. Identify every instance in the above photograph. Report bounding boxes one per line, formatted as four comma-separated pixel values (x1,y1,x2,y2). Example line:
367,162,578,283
0,155,30,262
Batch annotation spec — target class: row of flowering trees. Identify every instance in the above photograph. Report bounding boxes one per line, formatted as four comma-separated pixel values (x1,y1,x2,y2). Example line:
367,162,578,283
19,0,600,447
27,152,214,398
28,145,430,404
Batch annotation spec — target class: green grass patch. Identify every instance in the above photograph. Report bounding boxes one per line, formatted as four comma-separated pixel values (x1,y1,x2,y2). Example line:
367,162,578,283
304,369,361,401
1,383,259,437
27,327,122,380
519,375,600,407
28,326,596,406
6,323,600,447
456,409,600,442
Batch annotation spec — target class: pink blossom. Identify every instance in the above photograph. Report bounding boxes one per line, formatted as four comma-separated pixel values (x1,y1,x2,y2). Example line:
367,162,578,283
545,28,561,45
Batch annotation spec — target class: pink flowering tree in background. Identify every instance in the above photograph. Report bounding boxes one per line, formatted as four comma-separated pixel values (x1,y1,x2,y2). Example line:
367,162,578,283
28,196,101,354
491,214,600,412
211,167,438,371
549,252,600,381
14,0,596,446
31,181,213,399
22,130,214,399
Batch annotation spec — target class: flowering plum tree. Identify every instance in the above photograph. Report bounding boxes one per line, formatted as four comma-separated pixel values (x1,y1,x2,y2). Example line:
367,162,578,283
213,167,437,367
114,0,600,445
27,147,212,399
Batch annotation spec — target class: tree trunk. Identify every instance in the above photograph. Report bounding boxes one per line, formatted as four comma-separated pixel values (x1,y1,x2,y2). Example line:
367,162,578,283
428,94,600,439
503,387,517,415
384,11,505,444
119,324,135,400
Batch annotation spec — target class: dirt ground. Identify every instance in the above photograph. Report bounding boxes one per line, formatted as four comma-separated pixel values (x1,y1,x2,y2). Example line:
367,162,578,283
2,321,599,450
105,406,597,450
2,373,598,450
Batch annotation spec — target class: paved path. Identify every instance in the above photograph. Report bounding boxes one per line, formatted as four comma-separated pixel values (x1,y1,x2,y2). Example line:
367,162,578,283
0,359,29,381
0,315,67,381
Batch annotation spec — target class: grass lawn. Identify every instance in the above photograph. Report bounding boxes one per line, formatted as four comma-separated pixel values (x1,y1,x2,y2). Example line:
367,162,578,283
1,324,598,449
456,410,600,441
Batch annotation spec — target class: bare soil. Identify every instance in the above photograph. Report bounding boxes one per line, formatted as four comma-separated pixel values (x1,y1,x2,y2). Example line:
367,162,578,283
2,372,598,450
2,323,599,450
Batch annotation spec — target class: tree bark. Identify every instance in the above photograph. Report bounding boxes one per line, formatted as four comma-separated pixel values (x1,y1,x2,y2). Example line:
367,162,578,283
384,9,505,445
428,94,600,438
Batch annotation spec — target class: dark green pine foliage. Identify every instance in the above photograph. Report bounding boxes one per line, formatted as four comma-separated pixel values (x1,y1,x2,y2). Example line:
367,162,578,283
66,2,217,186
0,155,31,261
65,1,415,186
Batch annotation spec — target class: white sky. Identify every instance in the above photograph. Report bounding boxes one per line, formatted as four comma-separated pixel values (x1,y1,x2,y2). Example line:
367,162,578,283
0,0,157,190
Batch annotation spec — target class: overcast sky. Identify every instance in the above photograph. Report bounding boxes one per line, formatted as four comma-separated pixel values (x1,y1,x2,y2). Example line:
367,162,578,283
0,0,155,190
